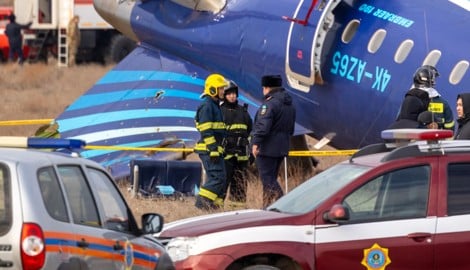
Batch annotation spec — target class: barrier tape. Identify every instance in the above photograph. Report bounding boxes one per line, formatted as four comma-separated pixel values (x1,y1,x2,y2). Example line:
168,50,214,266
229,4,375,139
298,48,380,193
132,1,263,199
85,145,357,156
0,119,54,126
3,119,358,156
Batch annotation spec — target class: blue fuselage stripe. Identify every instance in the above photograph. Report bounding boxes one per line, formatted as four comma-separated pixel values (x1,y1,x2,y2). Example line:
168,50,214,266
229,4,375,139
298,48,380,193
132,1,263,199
67,89,202,110
57,109,196,132
96,71,205,85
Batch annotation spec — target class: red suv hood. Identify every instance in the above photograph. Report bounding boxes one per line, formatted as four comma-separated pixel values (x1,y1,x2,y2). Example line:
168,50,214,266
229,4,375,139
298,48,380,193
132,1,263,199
159,209,312,237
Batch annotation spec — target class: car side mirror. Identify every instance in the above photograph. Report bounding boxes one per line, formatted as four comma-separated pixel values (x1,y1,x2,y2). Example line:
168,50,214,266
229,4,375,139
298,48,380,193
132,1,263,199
142,213,164,234
323,204,350,224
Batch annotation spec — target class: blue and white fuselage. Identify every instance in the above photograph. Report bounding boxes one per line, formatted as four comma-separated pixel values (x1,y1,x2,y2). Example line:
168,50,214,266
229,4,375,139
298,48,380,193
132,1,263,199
56,0,470,177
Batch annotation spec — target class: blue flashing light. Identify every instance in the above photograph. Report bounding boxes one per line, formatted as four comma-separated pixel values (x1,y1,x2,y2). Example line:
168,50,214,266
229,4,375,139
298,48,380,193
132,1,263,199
381,129,453,141
27,138,86,149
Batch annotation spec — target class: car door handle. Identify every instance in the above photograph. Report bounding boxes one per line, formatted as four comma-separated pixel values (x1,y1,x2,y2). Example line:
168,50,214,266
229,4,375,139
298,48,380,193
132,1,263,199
407,232,432,242
113,241,124,251
76,238,89,248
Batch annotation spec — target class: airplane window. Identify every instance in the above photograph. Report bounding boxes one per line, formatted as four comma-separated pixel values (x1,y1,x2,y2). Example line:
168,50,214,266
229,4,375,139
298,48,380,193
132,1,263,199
394,39,414,64
422,50,441,67
170,0,226,13
450,60,469,85
368,29,386,54
342,19,360,44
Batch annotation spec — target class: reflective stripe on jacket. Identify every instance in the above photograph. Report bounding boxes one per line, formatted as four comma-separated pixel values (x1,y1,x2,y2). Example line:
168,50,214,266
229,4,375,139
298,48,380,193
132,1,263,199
195,96,226,156
221,101,252,161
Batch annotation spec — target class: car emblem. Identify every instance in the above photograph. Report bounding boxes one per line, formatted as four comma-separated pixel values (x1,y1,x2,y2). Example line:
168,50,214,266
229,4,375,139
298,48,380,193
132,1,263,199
124,240,134,269
361,243,391,270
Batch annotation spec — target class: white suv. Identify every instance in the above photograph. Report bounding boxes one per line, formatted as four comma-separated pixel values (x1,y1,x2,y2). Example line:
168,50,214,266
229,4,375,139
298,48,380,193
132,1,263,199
0,137,174,269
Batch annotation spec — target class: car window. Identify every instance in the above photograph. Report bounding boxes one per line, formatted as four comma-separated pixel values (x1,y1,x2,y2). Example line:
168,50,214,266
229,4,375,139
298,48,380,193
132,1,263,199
344,165,430,223
270,163,370,214
87,167,130,232
447,163,470,215
0,164,11,235
38,167,69,222
58,166,101,227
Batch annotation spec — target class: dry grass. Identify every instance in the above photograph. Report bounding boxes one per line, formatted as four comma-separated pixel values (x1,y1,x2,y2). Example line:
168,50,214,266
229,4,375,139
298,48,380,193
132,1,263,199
0,63,112,136
1,63,348,224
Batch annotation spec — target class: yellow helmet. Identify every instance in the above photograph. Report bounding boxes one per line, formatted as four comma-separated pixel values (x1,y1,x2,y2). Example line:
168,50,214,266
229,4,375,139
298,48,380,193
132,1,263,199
204,74,228,97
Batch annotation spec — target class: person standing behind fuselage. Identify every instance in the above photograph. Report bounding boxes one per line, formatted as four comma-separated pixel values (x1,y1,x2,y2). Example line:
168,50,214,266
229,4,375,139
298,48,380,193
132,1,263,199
388,89,429,129
67,15,80,66
415,65,455,131
194,74,228,210
5,13,32,65
455,93,470,139
221,81,253,204
251,75,296,208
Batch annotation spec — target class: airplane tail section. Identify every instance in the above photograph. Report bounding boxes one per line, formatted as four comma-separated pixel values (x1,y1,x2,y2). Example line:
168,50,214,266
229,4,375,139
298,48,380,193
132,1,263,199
55,46,262,178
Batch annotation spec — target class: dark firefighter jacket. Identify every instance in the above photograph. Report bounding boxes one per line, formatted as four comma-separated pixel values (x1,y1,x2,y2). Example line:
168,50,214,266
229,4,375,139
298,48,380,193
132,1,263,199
251,87,296,157
194,95,226,157
428,95,455,131
389,88,430,129
5,21,30,48
221,101,252,161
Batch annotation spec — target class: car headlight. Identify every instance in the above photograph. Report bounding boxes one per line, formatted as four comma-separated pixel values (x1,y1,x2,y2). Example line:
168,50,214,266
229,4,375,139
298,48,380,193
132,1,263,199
166,237,199,262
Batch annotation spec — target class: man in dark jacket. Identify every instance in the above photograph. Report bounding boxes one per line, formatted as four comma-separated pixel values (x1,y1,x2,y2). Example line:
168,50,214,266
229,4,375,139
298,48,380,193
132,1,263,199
455,93,470,139
221,81,252,204
415,65,455,131
5,13,32,65
251,75,296,208
194,73,228,210
389,87,430,129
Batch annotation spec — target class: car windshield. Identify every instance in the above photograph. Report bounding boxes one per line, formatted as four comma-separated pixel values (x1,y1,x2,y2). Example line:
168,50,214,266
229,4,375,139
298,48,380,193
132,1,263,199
268,163,370,214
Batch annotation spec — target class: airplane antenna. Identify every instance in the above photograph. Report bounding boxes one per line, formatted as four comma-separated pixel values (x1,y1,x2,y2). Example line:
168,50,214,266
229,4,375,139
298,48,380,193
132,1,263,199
282,0,318,26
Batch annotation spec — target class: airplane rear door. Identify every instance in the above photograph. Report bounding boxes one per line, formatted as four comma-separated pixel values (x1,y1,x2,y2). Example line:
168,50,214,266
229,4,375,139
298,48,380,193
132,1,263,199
285,0,339,92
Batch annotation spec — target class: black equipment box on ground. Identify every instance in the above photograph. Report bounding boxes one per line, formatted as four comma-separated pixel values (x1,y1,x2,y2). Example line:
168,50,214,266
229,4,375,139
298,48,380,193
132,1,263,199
130,160,201,196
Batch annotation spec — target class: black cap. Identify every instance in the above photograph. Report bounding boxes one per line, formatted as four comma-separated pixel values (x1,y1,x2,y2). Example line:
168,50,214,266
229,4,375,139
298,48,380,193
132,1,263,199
418,111,434,125
9,14,15,22
261,75,282,87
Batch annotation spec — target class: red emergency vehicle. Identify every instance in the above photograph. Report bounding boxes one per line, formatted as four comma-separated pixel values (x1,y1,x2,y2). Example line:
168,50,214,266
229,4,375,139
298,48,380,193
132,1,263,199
158,129,470,270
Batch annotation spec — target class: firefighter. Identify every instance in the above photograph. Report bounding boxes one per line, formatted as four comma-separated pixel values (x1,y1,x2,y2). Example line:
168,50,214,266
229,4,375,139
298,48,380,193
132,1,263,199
414,65,455,131
251,75,296,208
67,15,80,66
194,74,228,210
388,87,429,129
220,81,252,204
